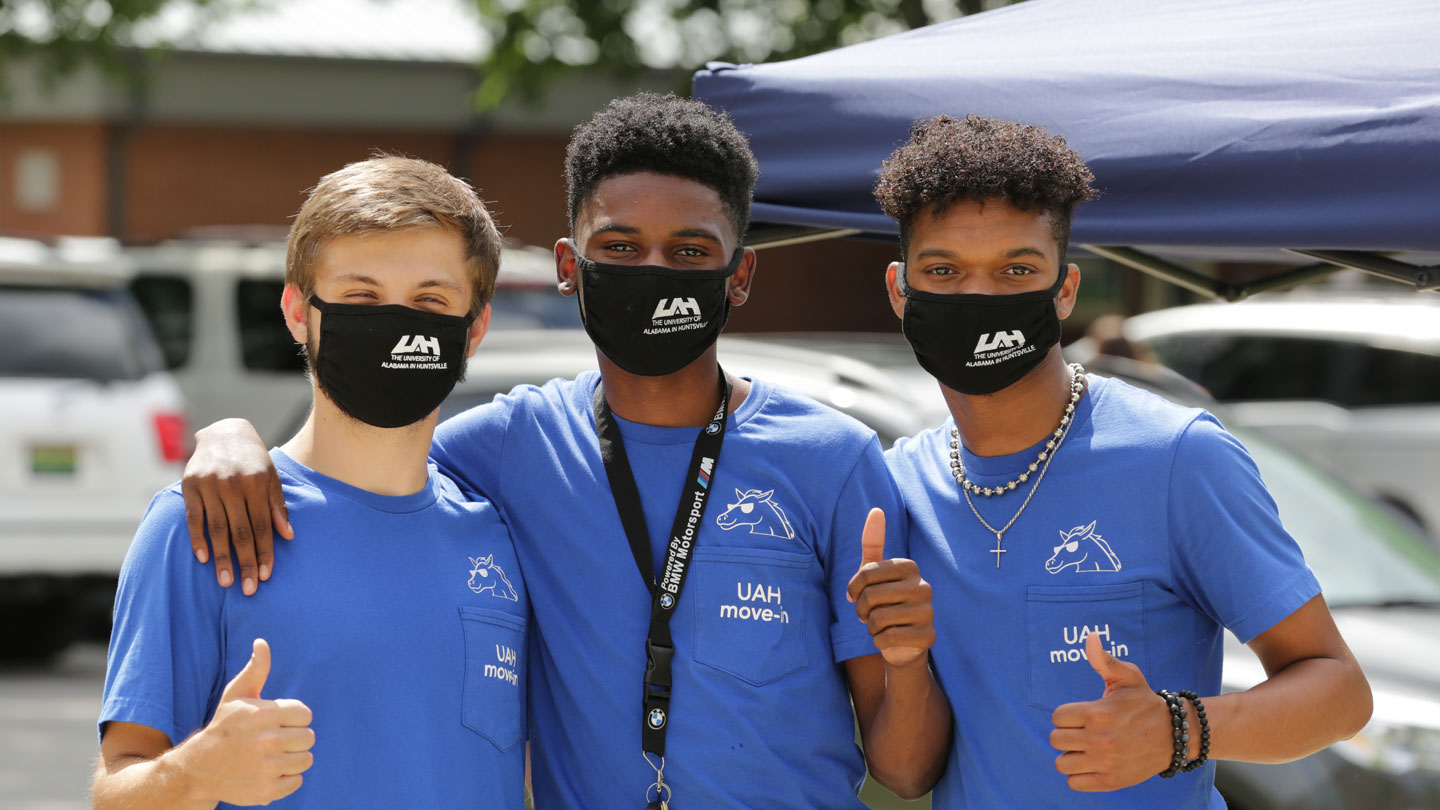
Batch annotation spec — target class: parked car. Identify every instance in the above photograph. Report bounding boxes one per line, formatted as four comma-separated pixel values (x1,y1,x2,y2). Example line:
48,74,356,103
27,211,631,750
126,235,576,445
1120,293,1440,541
0,237,189,659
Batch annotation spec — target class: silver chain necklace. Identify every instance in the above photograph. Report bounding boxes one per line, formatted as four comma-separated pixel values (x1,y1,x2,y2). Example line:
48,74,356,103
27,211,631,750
949,363,1086,567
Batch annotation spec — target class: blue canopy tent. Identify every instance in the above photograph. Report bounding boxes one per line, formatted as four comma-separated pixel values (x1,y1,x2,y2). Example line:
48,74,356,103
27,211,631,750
693,0,1440,298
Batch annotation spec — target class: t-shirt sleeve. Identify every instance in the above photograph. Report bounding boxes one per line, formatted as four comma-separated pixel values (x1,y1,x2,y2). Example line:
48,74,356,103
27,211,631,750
99,490,227,747
1168,414,1321,644
826,435,910,663
431,395,515,506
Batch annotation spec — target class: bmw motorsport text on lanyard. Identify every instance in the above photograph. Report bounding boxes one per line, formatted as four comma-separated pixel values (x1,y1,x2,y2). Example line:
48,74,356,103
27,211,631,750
592,369,731,810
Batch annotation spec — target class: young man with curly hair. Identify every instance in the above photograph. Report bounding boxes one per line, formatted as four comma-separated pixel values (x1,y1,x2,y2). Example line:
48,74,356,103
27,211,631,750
875,115,1372,808
177,94,950,808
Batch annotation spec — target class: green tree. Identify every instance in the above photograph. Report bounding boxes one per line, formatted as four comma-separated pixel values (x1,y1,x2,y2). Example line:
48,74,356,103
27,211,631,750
0,0,234,93
471,0,1023,109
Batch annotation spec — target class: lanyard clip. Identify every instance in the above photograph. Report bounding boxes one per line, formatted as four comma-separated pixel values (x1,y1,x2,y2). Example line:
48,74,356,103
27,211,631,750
645,640,675,689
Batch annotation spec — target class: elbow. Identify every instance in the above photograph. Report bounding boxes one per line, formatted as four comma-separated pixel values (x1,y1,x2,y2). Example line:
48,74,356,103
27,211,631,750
1324,651,1370,743
872,775,938,802
867,759,944,801
1337,664,1374,741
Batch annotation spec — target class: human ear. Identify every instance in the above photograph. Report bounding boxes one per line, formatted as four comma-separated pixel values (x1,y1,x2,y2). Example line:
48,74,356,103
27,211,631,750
465,303,491,357
726,248,758,306
1055,263,1081,320
885,262,906,320
280,284,311,344
555,238,579,297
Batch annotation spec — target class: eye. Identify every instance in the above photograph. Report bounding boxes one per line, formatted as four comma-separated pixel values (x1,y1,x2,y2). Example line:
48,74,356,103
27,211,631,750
923,265,955,277
1065,541,1079,552
677,246,707,258
1003,265,1037,277
740,503,754,514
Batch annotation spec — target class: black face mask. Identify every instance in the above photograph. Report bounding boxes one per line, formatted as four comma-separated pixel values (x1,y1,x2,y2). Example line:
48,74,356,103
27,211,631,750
573,244,743,377
898,265,1069,396
308,296,472,428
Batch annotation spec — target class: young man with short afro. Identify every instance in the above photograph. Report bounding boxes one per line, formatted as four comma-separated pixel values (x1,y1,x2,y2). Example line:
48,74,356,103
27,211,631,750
877,114,1372,808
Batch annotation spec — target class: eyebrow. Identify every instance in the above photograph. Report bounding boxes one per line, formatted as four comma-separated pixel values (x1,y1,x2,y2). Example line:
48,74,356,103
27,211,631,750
911,246,1050,262
332,273,463,294
589,224,724,244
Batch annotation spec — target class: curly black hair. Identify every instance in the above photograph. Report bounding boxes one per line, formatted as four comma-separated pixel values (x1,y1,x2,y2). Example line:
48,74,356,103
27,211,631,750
874,115,1098,258
565,93,759,240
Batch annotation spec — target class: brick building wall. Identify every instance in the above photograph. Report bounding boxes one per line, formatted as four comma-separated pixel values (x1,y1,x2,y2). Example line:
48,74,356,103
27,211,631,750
1,117,903,332
0,122,110,238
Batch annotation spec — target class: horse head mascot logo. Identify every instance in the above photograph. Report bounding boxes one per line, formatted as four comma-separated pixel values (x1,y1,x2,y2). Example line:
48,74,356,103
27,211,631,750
1045,521,1122,574
715,488,795,540
467,555,519,600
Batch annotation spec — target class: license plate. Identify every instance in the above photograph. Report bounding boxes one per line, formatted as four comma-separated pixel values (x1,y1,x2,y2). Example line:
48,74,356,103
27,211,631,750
31,445,77,476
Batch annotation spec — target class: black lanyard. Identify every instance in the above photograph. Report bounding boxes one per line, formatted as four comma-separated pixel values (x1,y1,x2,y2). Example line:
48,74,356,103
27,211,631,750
592,369,731,771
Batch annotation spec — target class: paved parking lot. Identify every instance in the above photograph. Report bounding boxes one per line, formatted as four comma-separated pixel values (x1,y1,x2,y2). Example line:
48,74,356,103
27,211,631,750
0,643,106,810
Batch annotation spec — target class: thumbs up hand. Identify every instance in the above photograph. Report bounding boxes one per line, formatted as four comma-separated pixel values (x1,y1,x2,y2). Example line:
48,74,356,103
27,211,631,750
184,639,316,806
1049,632,1178,791
845,508,934,669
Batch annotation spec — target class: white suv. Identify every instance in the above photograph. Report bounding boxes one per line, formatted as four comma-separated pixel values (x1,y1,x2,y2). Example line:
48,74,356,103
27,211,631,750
1124,293,1440,540
0,238,189,658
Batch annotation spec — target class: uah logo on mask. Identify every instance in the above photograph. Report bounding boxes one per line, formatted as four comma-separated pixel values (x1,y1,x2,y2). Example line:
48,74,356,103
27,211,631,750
391,334,441,356
974,330,1026,354
653,297,701,320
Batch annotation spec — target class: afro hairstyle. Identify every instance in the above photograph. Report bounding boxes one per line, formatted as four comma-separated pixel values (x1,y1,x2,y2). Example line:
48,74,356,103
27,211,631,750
565,92,759,241
873,114,1098,259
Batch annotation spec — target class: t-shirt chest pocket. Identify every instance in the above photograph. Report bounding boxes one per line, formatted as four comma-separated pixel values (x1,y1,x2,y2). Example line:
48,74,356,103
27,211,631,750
691,547,812,686
460,606,526,751
1025,582,1150,711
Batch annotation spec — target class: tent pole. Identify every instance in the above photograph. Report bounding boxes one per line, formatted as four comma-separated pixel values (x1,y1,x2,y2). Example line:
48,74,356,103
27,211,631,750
1283,250,1439,292
1232,263,1343,298
746,228,861,250
1079,245,1235,301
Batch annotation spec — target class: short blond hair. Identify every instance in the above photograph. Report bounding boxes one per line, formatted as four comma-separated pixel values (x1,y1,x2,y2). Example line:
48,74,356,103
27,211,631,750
287,156,502,315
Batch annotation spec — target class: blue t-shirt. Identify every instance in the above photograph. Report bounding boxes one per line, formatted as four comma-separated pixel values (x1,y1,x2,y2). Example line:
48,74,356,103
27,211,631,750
886,375,1320,810
431,371,906,809
100,450,528,810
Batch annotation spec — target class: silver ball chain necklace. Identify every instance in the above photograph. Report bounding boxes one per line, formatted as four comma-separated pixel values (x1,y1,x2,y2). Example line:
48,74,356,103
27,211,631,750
949,363,1086,568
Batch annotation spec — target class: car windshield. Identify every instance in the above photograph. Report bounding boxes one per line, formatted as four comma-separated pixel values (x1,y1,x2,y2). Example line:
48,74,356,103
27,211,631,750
0,286,162,381
1241,428,1440,608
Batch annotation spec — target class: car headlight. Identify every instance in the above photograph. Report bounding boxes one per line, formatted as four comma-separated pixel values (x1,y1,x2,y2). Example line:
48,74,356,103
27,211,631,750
1332,691,1440,774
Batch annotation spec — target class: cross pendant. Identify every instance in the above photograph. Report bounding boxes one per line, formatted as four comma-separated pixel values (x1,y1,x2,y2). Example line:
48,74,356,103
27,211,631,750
991,533,1006,568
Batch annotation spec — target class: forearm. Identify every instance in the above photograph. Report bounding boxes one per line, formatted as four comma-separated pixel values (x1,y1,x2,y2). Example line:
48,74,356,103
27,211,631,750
1195,655,1371,764
861,658,953,799
92,745,216,810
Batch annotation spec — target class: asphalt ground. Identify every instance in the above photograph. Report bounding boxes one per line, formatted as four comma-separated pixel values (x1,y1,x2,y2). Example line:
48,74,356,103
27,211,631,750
0,643,105,810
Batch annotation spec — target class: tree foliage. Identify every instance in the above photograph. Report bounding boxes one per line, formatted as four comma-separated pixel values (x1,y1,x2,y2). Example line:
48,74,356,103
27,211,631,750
471,0,1022,109
0,0,232,93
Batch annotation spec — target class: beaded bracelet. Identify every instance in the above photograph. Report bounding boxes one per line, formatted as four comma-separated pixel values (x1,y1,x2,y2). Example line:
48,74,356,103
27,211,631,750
1178,690,1211,772
1156,689,1211,777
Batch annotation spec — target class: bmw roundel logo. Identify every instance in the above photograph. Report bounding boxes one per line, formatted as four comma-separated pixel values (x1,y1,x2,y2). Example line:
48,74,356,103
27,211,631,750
660,593,675,609
649,708,667,729
705,422,721,435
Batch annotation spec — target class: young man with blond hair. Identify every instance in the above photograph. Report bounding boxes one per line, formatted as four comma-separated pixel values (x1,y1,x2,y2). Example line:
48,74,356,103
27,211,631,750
93,156,527,809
